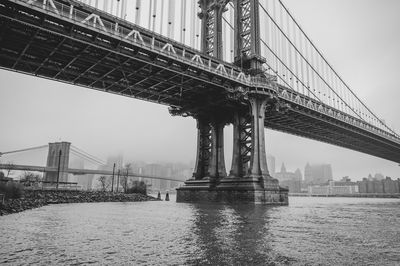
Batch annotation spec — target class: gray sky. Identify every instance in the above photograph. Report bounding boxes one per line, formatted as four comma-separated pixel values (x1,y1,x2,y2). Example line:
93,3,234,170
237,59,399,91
1,0,399,180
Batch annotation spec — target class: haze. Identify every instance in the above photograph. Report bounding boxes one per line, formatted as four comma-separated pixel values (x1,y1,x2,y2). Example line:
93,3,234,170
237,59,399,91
1,0,399,180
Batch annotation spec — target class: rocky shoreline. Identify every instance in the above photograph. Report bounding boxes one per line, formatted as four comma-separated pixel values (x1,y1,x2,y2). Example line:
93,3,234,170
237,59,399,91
0,190,159,216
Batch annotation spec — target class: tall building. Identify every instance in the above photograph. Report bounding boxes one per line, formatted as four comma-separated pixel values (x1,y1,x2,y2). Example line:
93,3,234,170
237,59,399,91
275,163,302,193
69,158,94,190
304,163,333,185
266,155,276,176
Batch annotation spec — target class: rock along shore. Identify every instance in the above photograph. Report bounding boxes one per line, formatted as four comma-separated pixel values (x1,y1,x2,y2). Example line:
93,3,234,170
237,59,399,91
0,190,159,216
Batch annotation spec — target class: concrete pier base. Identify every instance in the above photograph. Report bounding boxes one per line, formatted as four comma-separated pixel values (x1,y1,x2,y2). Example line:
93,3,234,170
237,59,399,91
176,179,288,205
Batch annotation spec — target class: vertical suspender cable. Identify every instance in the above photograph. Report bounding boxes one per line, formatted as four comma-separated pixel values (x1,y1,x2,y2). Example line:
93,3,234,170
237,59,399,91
160,0,165,35
311,45,316,99
263,0,268,72
292,17,299,92
326,65,331,106
168,0,175,39
152,0,157,32
321,57,326,104
299,30,305,95
264,0,269,50
110,0,114,16
222,12,226,60
272,0,278,73
122,0,127,20
305,37,310,97
279,3,285,83
230,6,234,62
103,0,108,13
190,0,195,48
195,2,200,50
286,8,293,88
276,1,281,77
181,0,187,44
116,0,120,18
342,78,347,114
135,0,141,26
148,0,153,30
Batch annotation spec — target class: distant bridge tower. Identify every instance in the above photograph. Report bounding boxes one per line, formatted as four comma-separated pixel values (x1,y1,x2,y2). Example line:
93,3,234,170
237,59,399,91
43,142,71,184
176,0,288,204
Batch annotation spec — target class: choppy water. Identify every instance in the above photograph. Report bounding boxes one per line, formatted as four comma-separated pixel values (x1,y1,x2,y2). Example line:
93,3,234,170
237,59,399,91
1,196,399,265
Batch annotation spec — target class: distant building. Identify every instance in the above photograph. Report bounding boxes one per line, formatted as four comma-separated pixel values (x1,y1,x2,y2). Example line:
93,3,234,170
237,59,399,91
308,177,358,195
266,155,276,176
275,163,302,193
141,163,188,192
105,154,124,170
69,158,95,190
304,163,333,185
357,177,400,194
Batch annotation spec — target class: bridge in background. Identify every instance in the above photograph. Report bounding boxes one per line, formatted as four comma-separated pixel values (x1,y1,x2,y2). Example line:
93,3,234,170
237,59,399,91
1,0,399,204
0,142,185,183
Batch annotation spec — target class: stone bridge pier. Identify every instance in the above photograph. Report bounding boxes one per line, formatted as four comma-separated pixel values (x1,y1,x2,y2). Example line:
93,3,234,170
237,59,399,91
176,94,288,205
173,0,288,204
43,142,71,184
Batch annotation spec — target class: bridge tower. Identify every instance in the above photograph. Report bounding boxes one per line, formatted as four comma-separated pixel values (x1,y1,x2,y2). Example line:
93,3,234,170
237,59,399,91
176,0,288,204
43,142,71,185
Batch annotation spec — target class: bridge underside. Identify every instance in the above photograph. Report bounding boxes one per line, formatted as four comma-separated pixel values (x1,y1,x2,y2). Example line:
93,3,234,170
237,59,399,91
266,107,400,162
1,0,399,165
0,0,231,110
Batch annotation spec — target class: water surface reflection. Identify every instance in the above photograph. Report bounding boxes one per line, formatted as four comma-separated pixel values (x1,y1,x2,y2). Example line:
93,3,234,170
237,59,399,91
186,203,290,265
0,197,399,265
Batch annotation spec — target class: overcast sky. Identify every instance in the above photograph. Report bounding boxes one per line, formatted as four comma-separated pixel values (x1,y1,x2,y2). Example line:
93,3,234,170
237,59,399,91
1,0,399,180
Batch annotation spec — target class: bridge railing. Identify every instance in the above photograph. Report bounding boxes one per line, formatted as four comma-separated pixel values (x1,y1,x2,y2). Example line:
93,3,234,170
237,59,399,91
20,0,275,92
276,85,400,143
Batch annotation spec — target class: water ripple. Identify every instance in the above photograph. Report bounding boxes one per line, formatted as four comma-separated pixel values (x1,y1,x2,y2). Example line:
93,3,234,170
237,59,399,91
0,197,399,265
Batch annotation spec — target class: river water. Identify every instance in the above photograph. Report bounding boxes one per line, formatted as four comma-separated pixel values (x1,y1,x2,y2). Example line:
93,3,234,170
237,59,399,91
0,196,399,265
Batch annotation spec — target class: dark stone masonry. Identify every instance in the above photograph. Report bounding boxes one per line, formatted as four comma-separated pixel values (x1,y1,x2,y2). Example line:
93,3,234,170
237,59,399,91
0,190,158,216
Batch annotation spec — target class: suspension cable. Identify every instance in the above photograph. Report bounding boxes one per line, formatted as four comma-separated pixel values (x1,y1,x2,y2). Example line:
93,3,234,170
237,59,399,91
0,145,48,156
258,2,364,123
278,0,397,135
70,145,105,165
70,149,105,165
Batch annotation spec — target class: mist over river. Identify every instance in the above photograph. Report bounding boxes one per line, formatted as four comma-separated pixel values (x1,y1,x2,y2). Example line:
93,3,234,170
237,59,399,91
1,196,399,265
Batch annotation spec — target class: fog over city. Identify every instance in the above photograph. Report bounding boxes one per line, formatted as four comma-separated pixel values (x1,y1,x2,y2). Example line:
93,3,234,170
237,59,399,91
1,0,400,181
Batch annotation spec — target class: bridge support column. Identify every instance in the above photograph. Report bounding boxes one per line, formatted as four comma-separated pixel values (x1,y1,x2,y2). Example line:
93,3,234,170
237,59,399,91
177,97,288,204
215,95,288,204
206,119,227,180
192,117,212,180
177,115,227,193
43,142,71,186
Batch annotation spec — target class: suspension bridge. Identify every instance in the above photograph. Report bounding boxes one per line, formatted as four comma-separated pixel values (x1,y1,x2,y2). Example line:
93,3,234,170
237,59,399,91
0,0,399,204
0,142,185,183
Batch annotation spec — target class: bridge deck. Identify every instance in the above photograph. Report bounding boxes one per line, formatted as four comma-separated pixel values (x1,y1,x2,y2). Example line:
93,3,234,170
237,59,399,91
0,164,184,182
